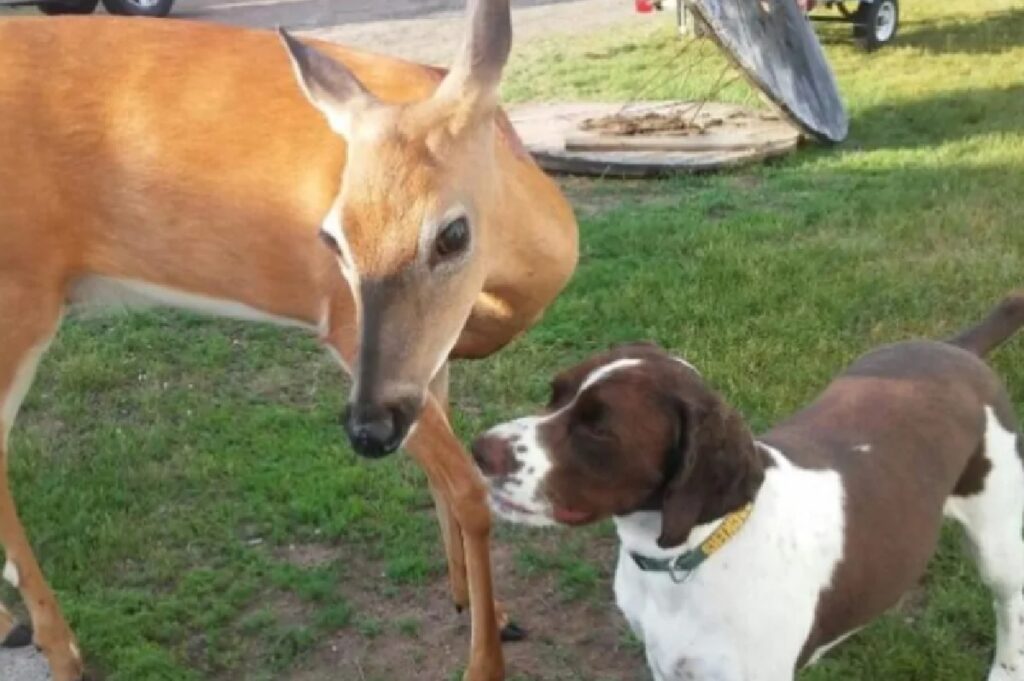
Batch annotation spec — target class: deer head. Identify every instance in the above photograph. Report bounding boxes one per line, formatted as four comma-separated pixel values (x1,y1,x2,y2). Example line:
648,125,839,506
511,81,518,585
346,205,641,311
280,0,512,458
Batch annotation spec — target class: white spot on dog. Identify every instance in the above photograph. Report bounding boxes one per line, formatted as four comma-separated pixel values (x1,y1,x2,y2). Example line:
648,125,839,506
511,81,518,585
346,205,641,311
852,443,872,453
944,406,1024,681
2,560,19,589
808,628,862,665
578,359,643,394
614,445,847,679
673,357,701,375
480,416,554,526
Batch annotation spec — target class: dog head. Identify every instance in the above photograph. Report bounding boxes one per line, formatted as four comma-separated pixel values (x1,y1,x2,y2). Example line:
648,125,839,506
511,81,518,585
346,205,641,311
471,342,764,547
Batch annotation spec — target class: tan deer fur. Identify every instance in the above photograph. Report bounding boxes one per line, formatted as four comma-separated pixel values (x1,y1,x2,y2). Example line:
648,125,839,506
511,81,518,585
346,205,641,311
0,6,577,680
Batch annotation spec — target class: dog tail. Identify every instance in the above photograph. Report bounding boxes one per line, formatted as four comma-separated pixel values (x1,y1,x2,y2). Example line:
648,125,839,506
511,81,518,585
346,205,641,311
948,292,1024,358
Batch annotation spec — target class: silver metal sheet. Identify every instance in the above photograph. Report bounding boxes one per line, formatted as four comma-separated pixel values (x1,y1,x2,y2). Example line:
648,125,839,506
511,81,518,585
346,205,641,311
688,0,849,142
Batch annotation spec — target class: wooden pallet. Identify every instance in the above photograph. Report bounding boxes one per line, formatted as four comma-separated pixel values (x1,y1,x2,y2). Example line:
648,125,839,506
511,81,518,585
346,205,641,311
507,101,802,177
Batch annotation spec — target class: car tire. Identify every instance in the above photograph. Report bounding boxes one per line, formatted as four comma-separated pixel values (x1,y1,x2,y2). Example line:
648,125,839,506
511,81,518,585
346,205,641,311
100,0,174,17
853,0,899,50
38,0,99,14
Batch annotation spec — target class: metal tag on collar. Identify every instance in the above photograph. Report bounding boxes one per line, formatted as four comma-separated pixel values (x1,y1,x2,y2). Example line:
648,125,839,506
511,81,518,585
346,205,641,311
667,560,695,584
668,548,705,583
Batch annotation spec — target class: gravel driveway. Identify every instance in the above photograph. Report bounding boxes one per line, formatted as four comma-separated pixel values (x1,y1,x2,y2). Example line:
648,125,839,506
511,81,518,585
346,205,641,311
183,0,635,65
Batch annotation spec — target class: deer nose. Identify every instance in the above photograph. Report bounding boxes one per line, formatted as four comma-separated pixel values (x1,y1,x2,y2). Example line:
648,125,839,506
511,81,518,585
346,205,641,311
343,398,417,459
471,434,516,477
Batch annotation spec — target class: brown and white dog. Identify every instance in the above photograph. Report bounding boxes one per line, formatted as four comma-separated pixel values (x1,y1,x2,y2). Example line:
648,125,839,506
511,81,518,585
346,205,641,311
471,294,1024,681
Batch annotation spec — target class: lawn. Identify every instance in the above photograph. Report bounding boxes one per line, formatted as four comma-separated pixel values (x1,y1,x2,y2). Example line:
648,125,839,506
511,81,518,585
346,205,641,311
4,0,1024,679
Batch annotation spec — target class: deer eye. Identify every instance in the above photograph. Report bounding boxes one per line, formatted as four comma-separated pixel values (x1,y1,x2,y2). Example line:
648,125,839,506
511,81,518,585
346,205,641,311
435,217,470,260
319,229,341,256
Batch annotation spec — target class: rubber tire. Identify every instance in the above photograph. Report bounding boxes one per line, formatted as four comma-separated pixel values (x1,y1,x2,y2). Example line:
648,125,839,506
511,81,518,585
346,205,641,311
853,0,899,51
100,0,174,17
38,0,99,14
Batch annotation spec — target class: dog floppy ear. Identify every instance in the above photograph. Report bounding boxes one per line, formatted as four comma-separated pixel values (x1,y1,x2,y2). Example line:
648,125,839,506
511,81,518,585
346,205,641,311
658,384,763,549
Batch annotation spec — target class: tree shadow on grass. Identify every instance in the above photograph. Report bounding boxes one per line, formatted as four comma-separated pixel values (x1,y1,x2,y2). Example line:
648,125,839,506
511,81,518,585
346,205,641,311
898,9,1024,55
848,84,1024,151
811,8,1024,53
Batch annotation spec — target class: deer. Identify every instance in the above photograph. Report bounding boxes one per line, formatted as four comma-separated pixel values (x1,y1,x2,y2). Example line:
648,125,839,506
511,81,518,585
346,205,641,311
0,1,578,678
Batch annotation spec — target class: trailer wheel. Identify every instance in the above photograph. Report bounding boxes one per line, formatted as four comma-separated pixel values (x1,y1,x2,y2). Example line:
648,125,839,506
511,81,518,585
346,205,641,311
38,0,99,14
854,0,899,50
101,0,174,16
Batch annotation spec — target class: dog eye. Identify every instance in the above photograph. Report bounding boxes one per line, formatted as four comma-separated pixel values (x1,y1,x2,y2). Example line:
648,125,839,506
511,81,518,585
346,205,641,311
576,400,612,438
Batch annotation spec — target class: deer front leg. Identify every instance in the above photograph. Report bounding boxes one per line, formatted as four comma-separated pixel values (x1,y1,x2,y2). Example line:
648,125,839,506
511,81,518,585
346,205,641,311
406,397,505,681
323,322,504,678
0,471,83,681
427,364,471,612
0,286,83,681
427,364,522,641
429,482,471,611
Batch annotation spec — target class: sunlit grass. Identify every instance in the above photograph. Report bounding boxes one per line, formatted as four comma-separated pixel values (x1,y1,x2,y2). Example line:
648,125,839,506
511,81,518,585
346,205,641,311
3,0,1023,678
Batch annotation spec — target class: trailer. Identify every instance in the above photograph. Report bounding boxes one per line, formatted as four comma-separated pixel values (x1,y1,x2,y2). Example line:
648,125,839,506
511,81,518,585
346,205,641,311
808,0,900,50
0,0,173,17
639,0,899,50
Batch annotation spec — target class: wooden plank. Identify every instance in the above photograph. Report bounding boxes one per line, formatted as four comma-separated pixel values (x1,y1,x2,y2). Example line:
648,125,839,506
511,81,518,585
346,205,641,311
564,132,797,153
532,136,800,177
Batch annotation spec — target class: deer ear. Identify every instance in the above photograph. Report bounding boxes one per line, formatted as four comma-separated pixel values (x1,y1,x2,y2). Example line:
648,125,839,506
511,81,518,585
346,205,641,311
657,389,762,549
279,28,378,138
432,0,512,120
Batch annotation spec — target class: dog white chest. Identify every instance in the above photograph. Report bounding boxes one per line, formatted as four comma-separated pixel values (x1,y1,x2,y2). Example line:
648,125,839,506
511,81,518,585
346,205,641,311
613,449,846,681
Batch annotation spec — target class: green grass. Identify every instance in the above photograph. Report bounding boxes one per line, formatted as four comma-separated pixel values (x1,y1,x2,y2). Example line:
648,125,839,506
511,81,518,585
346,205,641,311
4,0,1024,678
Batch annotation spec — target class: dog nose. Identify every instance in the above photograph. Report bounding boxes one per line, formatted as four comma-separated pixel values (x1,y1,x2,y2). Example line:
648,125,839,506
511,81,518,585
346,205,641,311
471,435,516,477
344,398,418,459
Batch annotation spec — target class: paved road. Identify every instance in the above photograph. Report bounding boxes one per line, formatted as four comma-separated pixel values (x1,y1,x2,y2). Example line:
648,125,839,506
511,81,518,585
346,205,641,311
175,0,634,64
0,1,640,678
2,0,635,63
171,0,582,30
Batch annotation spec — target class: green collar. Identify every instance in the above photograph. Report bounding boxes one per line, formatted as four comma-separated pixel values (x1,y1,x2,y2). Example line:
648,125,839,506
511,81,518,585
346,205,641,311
629,502,754,583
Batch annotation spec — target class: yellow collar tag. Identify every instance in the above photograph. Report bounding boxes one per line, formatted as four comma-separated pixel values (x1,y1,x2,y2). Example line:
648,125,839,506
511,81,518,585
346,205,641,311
699,502,754,558
630,502,755,580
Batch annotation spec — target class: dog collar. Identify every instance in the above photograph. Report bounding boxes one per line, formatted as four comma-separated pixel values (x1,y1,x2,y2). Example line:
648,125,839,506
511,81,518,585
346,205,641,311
629,502,754,583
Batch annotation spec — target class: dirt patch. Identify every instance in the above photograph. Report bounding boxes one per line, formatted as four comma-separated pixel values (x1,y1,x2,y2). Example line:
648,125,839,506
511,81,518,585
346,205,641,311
286,532,648,681
275,542,345,570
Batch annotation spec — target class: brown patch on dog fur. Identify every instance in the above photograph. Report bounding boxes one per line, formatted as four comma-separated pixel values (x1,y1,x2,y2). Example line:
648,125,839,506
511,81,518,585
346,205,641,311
526,343,767,545
778,340,1015,667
